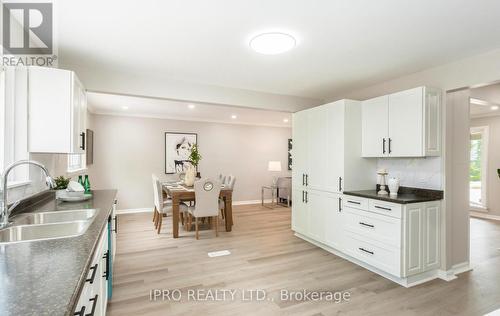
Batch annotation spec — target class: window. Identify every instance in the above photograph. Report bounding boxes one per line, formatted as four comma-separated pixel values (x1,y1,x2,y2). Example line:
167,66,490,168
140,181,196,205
470,126,489,210
0,67,29,185
67,154,85,172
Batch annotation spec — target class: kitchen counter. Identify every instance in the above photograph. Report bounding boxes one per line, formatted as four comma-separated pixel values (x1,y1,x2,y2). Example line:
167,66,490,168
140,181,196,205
0,189,117,316
343,186,443,204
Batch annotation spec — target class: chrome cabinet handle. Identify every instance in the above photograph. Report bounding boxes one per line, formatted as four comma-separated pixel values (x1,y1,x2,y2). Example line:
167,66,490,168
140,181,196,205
383,138,386,154
374,205,391,211
338,177,343,191
347,200,361,205
338,197,342,212
388,138,392,154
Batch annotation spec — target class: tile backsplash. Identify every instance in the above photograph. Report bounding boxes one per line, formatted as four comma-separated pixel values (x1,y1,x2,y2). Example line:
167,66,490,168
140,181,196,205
377,157,443,190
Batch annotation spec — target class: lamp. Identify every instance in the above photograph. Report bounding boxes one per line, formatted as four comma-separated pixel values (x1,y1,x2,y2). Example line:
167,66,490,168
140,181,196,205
268,161,282,186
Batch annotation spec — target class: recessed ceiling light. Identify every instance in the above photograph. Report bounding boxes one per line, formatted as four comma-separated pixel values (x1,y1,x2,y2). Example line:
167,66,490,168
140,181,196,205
250,32,296,55
283,118,289,123
188,104,195,109
491,105,499,110
231,114,237,119
121,106,129,110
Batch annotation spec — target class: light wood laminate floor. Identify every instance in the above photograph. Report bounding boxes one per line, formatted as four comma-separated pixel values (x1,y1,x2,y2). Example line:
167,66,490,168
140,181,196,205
108,205,500,316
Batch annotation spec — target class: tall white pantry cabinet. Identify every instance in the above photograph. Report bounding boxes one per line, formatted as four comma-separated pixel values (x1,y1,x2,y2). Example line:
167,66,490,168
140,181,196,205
292,100,376,247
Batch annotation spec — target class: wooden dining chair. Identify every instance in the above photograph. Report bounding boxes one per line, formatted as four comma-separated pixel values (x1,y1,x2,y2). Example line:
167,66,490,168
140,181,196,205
185,178,222,239
219,175,236,220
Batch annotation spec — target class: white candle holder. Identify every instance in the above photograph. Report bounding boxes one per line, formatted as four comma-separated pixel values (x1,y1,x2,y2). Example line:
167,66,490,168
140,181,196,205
377,170,389,195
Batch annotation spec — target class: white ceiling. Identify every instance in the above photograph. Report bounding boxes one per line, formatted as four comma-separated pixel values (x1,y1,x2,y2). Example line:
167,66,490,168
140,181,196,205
57,0,500,112
87,92,292,127
470,83,500,118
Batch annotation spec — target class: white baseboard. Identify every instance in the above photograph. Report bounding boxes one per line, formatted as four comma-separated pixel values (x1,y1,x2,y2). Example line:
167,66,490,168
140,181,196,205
116,208,153,215
470,211,500,221
116,199,279,214
451,261,472,275
233,199,273,205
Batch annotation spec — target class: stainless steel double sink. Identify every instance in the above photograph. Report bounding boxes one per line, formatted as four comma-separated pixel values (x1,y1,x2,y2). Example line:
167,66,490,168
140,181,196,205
0,209,98,244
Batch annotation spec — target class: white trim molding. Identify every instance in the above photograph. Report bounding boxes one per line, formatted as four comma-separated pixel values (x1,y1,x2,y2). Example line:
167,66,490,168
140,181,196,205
470,211,500,221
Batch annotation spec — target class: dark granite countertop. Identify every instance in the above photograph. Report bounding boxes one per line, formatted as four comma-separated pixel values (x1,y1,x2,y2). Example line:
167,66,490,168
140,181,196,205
343,187,443,204
0,189,117,316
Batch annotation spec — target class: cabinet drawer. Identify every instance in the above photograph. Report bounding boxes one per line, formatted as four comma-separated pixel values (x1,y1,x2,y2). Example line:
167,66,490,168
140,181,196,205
343,232,401,277
369,200,402,219
343,207,401,248
343,195,368,210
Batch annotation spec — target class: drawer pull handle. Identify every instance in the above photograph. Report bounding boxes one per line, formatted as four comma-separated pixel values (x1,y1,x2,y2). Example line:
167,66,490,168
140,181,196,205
348,200,361,205
85,263,98,284
359,222,374,228
74,306,85,316
359,247,374,255
374,205,391,211
87,294,98,316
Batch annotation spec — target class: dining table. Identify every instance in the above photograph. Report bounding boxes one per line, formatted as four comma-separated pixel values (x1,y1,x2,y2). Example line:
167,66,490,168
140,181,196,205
162,183,233,238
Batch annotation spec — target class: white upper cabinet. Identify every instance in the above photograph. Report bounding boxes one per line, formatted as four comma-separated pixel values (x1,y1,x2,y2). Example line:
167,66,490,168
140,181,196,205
361,87,441,158
28,67,87,154
361,95,389,157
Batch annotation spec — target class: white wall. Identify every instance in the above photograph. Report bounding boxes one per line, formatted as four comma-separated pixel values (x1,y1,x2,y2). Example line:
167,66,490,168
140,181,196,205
377,157,442,189
86,114,291,210
470,115,500,216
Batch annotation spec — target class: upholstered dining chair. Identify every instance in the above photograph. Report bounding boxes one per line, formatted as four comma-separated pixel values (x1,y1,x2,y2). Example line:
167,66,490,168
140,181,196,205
152,175,187,234
219,175,236,219
185,178,222,239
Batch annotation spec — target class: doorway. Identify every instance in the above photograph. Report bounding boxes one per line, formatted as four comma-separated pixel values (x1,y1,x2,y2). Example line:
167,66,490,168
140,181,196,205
469,126,489,210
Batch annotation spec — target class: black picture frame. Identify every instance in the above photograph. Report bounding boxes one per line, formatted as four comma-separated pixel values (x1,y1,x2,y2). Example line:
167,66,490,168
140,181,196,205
164,132,198,174
86,129,94,165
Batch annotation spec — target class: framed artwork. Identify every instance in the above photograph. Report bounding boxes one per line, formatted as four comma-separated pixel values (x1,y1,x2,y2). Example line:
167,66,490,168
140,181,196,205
288,138,292,170
165,132,197,174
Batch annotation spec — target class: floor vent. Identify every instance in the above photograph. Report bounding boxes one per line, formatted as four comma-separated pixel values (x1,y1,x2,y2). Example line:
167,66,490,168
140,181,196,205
208,250,231,257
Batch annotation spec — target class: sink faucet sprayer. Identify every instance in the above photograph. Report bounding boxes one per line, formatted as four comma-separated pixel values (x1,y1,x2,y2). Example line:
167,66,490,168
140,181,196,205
0,160,56,229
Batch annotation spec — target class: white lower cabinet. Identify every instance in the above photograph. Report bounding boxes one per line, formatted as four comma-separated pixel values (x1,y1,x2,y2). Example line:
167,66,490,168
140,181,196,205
74,226,109,316
292,195,441,287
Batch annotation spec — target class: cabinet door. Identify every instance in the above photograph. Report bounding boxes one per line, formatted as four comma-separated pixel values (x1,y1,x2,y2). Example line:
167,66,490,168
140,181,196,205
324,194,343,250
327,102,345,193
404,204,423,276
292,189,307,235
423,203,440,271
292,111,308,188
362,96,388,157
28,67,73,153
306,190,329,242
388,87,424,157
306,106,329,191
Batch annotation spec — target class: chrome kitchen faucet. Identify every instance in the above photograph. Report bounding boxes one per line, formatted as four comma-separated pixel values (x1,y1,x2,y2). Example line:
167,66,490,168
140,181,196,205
0,160,56,229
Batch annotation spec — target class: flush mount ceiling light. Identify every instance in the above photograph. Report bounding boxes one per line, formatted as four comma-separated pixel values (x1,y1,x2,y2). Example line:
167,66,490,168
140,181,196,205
249,32,296,55
491,105,499,110
231,114,237,119
121,106,129,110
188,104,195,109
283,118,289,123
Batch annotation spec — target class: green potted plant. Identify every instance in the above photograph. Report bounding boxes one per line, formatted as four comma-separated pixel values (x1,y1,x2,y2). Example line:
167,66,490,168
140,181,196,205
53,176,71,198
185,144,202,185
189,144,202,168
